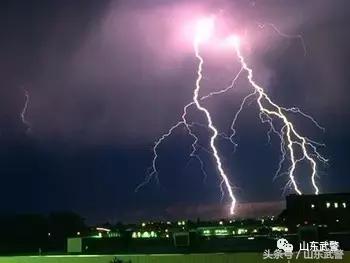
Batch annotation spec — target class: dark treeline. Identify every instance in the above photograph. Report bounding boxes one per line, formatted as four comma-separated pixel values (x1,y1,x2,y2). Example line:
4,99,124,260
0,212,87,254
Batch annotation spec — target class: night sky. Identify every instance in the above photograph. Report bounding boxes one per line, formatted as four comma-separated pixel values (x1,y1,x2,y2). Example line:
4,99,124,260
0,0,349,223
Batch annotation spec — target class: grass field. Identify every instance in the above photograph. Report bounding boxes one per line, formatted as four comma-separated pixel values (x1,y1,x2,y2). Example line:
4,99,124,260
0,252,348,263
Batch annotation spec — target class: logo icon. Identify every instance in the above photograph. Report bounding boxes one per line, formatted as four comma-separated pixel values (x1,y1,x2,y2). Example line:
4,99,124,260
277,238,293,253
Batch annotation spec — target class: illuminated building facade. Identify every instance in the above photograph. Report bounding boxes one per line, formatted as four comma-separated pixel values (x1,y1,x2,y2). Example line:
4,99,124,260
284,193,350,232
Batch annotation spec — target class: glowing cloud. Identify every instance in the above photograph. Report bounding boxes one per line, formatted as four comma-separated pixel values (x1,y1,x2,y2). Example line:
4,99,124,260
195,17,215,43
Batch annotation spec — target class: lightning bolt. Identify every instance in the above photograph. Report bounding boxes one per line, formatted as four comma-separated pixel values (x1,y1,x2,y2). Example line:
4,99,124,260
135,104,203,193
135,80,239,195
137,18,237,214
229,36,327,195
21,88,31,134
257,23,307,57
138,18,326,215
193,33,236,214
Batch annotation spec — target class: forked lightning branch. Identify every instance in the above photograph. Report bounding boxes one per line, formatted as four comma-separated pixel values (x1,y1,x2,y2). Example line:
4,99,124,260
137,16,327,215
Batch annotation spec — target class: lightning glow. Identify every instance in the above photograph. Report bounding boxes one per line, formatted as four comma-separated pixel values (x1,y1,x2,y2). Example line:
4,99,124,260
228,34,327,195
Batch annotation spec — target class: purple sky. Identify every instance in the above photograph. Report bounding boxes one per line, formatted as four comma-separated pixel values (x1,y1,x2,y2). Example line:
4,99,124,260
0,0,349,223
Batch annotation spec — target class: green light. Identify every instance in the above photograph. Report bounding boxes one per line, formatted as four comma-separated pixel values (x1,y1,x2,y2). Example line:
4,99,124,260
237,228,247,235
214,229,228,236
272,226,286,232
90,233,103,238
133,231,158,239
108,232,121,238
141,232,150,238
202,230,211,236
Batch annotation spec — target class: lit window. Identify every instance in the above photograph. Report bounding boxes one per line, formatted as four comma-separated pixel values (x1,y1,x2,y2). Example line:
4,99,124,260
237,228,247,235
326,202,330,208
342,202,347,208
178,221,186,226
141,232,151,238
311,204,315,209
203,230,211,236
334,202,338,208
214,229,228,236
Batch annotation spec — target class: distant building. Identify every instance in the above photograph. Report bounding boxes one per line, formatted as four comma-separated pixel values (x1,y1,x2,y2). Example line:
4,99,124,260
283,193,350,232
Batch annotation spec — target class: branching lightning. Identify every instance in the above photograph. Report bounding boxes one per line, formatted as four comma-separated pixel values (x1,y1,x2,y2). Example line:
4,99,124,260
228,35,327,195
138,17,327,215
257,23,307,57
137,18,237,214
